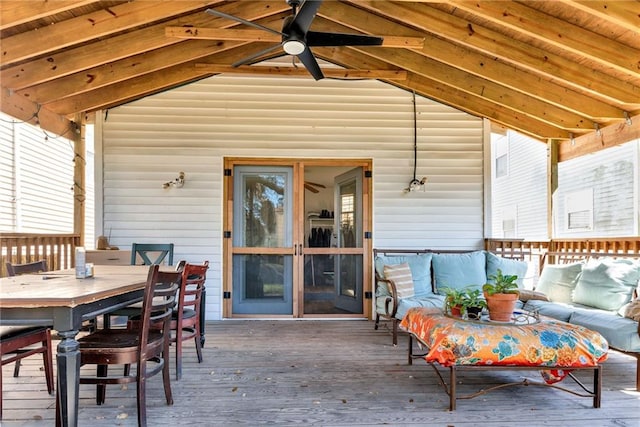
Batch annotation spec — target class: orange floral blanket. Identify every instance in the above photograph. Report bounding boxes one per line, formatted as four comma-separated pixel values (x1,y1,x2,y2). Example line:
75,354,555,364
400,307,608,382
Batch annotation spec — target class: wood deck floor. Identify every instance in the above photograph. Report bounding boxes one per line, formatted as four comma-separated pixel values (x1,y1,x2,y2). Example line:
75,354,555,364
2,319,639,426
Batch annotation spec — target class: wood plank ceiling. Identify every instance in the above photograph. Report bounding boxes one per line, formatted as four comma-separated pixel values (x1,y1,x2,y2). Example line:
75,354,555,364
1,1,639,161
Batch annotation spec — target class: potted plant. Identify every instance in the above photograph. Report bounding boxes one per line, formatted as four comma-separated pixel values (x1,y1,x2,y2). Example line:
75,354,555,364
442,287,466,317
460,288,487,320
482,269,520,322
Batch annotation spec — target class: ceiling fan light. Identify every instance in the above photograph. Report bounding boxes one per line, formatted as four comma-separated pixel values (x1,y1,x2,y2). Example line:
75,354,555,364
283,39,305,55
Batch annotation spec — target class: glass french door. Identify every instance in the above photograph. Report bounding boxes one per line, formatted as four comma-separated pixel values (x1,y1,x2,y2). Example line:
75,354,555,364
231,166,295,315
225,159,371,318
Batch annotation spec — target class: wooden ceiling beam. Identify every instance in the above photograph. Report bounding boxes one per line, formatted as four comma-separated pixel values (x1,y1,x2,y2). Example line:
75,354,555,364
0,1,221,67
0,0,100,31
41,44,271,115
321,4,626,121
0,2,287,90
1,87,75,138
446,0,640,80
17,39,251,104
352,1,640,107
314,48,570,140
558,114,640,162
558,1,640,36
193,64,408,80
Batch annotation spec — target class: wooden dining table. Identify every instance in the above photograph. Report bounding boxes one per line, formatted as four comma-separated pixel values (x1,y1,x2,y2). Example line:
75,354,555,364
0,264,152,427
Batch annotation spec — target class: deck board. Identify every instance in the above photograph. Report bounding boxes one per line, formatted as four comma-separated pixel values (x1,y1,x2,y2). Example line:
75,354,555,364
2,319,639,426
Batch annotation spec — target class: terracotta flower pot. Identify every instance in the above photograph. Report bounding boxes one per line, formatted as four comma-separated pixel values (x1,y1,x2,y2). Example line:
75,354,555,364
485,292,518,322
450,305,463,317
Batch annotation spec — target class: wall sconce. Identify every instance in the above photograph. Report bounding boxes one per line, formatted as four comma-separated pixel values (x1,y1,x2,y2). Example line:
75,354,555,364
163,171,185,189
403,176,427,193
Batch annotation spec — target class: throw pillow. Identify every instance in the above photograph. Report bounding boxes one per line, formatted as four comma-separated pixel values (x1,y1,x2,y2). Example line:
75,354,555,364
383,263,415,299
486,252,529,289
374,253,433,296
534,262,583,304
624,299,640,321
518,289,550,302
432,251,486,293
572,258,640,311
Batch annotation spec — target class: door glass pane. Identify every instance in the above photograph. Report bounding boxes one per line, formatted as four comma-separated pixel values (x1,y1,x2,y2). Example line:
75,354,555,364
235,169,290,248
232,254,293,315
338,180,360,248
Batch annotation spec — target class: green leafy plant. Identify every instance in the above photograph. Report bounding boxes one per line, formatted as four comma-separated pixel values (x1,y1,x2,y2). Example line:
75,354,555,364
442,287,466,308
483,269,519,295
460,288,487,310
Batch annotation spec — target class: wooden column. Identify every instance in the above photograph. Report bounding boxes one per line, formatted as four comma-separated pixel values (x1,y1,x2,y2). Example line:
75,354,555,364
72,113,85,246
547,139,559,244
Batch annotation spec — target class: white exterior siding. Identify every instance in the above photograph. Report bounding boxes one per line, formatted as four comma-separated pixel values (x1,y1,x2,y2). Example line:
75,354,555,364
97,74,484,320
490,130,548,239
0,113,75,234
555,142,638,237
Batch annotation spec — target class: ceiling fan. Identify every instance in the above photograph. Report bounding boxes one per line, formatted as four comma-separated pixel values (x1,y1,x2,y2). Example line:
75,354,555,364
304,181,326,193
198,0,412,80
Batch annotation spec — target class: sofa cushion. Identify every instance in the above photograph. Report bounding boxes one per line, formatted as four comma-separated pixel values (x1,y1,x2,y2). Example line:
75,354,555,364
572,258,640,311
486,252,529,289
375,253,433,297
534,262,583,304
570,309,640,353
522,299,574,322
432,251,486,293
395,295,446,320
383,263,415,299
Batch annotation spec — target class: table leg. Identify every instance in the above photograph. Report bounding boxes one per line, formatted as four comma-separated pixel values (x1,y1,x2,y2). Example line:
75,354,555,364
56,329,81,427
199,287,206,347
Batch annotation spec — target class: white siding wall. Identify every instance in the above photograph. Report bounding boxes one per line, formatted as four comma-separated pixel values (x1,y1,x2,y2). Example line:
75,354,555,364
0,112,75,234
97,74,484,320
490,130,548,239
555,141,638,237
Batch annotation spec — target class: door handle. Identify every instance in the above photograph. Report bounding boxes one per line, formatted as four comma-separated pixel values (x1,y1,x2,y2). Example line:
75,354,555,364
299,244,303,255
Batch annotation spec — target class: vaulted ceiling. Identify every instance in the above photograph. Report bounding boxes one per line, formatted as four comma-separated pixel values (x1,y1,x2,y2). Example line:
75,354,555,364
1,1,639,161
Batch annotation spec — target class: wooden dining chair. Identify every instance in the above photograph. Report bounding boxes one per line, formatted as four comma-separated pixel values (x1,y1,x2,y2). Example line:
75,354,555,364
3,259,55,402
103,243,175,328
78,265,181,427
5,260,48,277
171,261,209,380
130,243,174,266
0,326,54,419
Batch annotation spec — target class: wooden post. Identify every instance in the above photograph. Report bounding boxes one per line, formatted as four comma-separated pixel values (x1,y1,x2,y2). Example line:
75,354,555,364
72,113,85,246
547,139,559,246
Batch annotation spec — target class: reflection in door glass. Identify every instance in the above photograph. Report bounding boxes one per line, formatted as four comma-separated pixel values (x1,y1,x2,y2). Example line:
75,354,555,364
339,181,358,248
242,173,286,247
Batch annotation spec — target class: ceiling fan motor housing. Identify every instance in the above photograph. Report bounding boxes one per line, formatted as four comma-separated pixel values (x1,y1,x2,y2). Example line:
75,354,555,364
282,15,306,55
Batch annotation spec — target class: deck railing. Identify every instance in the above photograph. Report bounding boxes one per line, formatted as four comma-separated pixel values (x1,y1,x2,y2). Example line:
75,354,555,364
0,233,81,277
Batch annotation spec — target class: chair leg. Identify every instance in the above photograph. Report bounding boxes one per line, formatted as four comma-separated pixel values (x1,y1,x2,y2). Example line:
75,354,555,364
194,331,203,364
1,361,4,419
137,360,147,427
374,313,380,330
12,360,21,377
96,365,108,405
163,342,174,405
43,330,54,394
176,331,183,381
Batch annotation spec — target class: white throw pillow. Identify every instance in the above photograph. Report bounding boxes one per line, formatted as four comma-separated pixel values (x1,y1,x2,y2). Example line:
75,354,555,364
383,263,415,299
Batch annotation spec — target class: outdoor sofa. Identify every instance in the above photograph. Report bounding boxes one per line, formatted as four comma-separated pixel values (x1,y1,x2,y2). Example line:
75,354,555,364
373,249,640,391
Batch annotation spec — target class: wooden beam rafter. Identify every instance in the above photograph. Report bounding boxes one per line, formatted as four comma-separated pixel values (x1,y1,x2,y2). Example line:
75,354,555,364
194,64,408,79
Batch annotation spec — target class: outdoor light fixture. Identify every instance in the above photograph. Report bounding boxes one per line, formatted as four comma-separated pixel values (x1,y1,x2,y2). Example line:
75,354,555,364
163,171,185,189
403,91,428,194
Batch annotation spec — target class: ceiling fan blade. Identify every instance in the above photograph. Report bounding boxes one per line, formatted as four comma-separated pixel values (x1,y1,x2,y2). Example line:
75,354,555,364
232,44,284,67
205,8,283,37
304,183,319,193
306,31,383,47
304,181,326,188
297,47,324,80
291,0,322,33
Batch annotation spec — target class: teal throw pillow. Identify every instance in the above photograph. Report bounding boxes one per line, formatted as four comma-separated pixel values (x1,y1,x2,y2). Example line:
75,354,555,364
486,252,528,289
572,258,640,311
374,253,433,296
534,262,583,304
432,251,486,293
